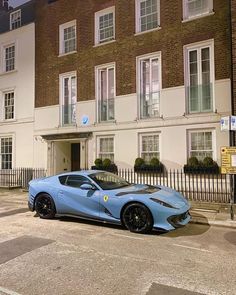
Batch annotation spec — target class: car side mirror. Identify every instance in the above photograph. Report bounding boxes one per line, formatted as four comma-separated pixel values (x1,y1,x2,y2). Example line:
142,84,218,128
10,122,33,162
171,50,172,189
80,183,96,191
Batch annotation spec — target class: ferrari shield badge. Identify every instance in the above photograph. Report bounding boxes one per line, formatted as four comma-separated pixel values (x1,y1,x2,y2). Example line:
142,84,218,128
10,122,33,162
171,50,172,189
103,195,109,202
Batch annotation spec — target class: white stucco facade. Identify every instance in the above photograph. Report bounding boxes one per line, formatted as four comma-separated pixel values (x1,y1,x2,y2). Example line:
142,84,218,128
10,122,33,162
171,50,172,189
34,78,231,174
0,22,47,169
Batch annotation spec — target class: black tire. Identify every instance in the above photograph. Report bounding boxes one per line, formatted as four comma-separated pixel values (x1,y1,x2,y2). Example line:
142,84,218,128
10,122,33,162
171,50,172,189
122,203,153,234
35,193,56,219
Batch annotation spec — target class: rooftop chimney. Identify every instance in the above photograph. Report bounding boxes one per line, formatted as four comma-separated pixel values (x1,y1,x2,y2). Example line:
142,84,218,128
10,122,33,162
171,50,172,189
3,0,8,10
0,0,9,11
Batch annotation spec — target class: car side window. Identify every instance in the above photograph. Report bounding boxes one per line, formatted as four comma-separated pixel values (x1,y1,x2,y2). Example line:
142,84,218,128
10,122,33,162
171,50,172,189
65,175,91,188
59,175,68,185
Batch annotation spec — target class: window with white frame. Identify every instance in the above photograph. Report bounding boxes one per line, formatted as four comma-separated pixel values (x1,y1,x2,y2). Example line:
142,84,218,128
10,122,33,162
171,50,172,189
96,64,115,122
140,133,160,162
0,137,12,169
59,20,76,55
10,10,21,30
3,91,14,120
136,0,160,33
98,137,114,162
140,133,160,163
138,53,161,118
95,7,115,44
185,41,214,113
183,0,213,20
60,73,77,125
4,44,15,72
189,130,213,161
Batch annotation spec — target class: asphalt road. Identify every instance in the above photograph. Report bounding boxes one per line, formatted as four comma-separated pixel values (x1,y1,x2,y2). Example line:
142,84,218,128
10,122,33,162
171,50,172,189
0,190,235,295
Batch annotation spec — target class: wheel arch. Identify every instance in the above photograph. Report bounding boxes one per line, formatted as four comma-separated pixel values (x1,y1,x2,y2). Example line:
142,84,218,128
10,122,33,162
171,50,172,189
34,192,57,213
120,201,153,225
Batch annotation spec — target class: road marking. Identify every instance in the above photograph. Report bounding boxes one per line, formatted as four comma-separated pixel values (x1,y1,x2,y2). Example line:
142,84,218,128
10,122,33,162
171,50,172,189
173,244,212,253
112,233,144,240
0,286,22,295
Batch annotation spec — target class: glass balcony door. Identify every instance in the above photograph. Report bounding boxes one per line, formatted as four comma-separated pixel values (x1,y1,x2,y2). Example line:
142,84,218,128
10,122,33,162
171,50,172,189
98,67,115,122
61,75,77,125
188,46,213,113
140,57,160,118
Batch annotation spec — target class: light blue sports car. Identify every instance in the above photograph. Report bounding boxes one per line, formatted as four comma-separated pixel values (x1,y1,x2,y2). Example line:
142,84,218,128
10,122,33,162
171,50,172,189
28,170,191,233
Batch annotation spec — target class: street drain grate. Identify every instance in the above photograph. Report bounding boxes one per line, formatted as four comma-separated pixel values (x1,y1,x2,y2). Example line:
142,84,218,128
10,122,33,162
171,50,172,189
146,283,205,295
0,208,28,218
0,235,54,265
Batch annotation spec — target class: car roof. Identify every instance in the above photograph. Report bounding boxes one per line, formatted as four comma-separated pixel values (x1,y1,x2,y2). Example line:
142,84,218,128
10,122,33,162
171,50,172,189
56,170,105,177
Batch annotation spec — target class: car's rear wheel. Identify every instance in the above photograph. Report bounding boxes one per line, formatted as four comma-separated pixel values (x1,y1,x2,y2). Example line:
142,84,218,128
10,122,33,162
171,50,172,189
122,203,153,234
35,193,56,219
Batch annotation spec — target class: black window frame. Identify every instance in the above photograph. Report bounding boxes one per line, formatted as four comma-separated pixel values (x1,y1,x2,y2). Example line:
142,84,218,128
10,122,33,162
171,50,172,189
59,174,94,189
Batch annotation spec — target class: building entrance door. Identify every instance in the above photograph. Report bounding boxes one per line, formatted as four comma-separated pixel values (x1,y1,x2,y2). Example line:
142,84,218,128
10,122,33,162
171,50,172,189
71,143,81,171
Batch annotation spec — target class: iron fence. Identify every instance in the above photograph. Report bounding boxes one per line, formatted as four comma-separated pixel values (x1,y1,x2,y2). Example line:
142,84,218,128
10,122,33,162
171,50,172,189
0,167,232,203
118,169,232,203
0,168,47,189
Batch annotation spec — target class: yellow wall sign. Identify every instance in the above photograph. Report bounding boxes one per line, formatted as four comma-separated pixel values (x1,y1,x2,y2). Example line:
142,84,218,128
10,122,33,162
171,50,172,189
221,147,236,174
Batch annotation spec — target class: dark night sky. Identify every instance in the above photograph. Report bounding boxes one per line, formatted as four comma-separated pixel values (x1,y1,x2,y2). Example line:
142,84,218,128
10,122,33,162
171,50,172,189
9,0,30,8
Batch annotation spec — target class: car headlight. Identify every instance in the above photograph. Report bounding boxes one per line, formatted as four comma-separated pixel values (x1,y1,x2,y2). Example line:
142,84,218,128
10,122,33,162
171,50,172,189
150,198,177,209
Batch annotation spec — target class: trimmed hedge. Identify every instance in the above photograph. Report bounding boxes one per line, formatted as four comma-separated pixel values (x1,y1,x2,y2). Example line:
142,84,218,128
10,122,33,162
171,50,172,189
134,157,164,173
92,158,118,173
184,156,219,174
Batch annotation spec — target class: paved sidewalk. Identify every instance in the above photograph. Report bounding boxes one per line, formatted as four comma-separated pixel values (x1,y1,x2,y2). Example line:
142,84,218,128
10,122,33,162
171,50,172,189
190,202,236,229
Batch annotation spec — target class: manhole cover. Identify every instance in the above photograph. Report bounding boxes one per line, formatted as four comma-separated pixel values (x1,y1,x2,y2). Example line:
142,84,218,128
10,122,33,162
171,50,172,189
224,232,236,246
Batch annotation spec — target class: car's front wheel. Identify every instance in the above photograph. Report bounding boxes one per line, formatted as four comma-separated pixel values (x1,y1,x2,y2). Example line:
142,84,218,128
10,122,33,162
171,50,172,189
122,203,153,234
35,193,56,219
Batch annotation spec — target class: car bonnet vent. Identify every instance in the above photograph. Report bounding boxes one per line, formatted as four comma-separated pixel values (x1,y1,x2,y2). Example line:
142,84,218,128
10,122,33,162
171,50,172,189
116,185,160,196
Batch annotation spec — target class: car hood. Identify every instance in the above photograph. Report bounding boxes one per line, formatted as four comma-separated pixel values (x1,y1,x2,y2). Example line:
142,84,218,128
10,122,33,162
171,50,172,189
113,184,188,209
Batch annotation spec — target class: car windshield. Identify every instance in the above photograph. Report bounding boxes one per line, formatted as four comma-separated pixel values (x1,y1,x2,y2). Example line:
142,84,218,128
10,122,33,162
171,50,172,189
89,172,131,190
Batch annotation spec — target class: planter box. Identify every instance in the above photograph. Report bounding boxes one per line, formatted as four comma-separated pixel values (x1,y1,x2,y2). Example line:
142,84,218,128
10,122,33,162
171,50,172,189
134,165,164,173
184,165,219,174
91,164,118,173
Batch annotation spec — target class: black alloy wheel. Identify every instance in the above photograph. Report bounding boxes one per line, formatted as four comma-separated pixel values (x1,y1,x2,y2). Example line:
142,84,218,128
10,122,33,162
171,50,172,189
35,194,56,219
122,203,153,234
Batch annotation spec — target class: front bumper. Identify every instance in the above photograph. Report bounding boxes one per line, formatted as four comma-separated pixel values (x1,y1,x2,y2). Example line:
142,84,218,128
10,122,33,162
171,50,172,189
152,202,191,231
167,211,191,228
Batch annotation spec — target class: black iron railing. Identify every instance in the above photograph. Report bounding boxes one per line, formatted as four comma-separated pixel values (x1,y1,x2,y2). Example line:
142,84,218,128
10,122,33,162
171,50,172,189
0,168,47,189
118,169,231,203
1,168,232,203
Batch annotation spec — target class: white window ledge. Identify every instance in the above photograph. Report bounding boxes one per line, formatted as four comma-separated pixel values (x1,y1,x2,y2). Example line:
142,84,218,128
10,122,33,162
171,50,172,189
94,120,116,125
58,50,77,57
0,119,17,124
93,39,116,48
182,11,215,23
185,111,217,118
135,26,161,36
0,69,17,76
136,116,163,123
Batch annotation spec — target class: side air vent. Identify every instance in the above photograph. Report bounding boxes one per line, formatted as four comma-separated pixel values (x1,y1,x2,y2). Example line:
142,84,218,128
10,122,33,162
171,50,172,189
104,208,112,217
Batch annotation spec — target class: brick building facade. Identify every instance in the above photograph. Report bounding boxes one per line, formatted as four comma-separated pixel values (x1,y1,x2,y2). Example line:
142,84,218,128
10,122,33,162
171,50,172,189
231,0,236,118
34,0,232,174
36,0,230,106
